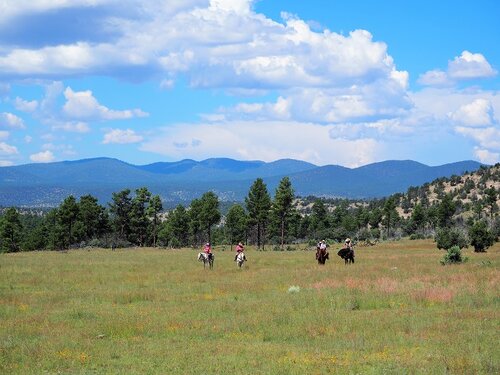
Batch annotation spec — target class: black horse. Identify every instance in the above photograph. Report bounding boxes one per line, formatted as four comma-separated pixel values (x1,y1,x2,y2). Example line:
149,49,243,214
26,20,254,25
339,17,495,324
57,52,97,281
337,248,355,264
316,248,329,265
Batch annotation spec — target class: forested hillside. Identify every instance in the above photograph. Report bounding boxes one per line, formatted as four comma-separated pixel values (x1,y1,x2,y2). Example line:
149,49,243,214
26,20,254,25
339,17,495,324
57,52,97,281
0,164,498,253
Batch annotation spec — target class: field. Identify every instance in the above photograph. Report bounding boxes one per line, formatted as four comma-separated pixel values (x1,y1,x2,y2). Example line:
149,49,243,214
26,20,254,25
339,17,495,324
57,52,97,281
1,240,499,374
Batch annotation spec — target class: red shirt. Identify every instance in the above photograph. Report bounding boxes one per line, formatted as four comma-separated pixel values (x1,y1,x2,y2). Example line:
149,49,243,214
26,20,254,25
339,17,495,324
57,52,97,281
204,245,211,254
236,244,244,252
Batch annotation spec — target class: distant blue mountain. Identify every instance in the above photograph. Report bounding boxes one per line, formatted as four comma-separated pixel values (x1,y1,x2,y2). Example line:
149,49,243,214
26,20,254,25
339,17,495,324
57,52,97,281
0,157,483,207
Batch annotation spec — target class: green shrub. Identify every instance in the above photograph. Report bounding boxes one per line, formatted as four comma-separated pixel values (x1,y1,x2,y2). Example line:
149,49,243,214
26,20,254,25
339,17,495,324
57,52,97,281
468,220,495,252
440,245,468,265
435,227,468,250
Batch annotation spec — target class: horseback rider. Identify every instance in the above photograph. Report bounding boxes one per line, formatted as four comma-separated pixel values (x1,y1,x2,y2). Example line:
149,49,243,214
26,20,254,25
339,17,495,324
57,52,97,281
316,239,327,259
319,240,327,252
234,242,244,261
344,238,354,257
204,242,213,260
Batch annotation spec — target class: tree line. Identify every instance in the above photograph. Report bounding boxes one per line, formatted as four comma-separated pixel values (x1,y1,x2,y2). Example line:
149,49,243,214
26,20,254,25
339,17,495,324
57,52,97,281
1,169,499,253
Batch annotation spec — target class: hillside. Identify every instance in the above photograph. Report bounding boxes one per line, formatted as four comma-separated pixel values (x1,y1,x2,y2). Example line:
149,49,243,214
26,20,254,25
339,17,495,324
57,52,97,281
0,157,484,207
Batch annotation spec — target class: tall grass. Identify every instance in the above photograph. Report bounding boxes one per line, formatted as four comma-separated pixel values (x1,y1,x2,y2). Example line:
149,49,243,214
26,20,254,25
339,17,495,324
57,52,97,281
1,240,498,374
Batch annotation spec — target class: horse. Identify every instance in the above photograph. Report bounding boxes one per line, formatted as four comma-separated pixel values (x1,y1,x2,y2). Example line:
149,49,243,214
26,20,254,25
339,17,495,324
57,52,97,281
337,248,355,264
197,252,214,269
235,252,246,268
316,248,329,265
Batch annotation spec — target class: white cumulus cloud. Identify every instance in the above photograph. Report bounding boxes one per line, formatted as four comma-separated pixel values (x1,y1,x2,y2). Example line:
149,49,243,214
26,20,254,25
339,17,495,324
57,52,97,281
0,112,25,129
30,150,55,163
63,87,148,120
103,128,143,144
448,51,497,79
0,142,19,155
474,147,499,164
449,99,495,127
419,51,497,87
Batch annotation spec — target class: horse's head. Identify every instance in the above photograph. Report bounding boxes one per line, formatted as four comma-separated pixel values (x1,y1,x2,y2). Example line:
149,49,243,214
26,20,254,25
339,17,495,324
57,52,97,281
197,253,204,261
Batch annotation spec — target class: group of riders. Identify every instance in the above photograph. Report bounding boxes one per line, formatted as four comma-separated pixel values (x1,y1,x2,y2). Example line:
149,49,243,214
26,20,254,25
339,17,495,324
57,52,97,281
316,238,355,259
202,238,354,262
202,241,245,261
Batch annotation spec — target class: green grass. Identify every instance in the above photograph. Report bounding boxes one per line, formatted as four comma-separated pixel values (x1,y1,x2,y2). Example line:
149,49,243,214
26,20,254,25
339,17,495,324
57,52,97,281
1,240,498,374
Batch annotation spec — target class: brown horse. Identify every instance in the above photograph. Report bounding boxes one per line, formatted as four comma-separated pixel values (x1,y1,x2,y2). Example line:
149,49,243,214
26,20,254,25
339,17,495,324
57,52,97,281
316,248,329,265
337,248,355,264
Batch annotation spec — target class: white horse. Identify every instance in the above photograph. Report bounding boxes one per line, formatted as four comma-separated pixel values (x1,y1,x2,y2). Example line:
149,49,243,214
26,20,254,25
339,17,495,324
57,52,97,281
197,252,214,269
235,252,246,268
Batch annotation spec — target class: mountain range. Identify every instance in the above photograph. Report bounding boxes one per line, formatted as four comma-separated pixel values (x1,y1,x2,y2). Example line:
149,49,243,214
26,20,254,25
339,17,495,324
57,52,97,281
0,157,483,207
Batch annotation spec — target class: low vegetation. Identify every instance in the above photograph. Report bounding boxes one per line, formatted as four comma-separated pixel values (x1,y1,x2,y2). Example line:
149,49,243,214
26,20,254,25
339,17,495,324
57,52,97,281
0,240,498,374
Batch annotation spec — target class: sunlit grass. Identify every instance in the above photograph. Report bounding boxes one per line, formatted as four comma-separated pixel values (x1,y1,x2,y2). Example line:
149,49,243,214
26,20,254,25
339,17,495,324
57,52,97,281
1,240,498,374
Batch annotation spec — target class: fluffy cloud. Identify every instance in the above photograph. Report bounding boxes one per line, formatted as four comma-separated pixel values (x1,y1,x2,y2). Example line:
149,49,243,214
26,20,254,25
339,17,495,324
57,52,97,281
0,160,14,166
62,87,148,120
449,99,495,127
474,148,499,165
103,128,143,144
14,97,38,112
0,142,19,155
0,0,407,94
30,150,55,163
419,51,497,87
455,126,500,151
0,112,25,129
448,51,497,79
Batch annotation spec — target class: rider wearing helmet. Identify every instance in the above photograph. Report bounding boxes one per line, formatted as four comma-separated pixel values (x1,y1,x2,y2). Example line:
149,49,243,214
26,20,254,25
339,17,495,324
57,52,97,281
204,242,213,260
344,238,354,256
234,242,244,261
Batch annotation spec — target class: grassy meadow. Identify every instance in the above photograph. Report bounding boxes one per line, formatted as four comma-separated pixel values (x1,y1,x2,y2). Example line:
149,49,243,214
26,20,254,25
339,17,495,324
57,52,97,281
0,240,498,374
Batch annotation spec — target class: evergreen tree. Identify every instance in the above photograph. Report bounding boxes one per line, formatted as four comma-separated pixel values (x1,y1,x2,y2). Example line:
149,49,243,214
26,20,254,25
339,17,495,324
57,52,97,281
382,196,398,238
310,199,329,237
273,177,295,249
409,203,426,235
58,195,79,248
469,220,495,252
225,204,247,249
483,186,498,219
0,207,23,252
188,198,203,246
245,178,271,250
78,194,107,240
437,193,456,228
198,191,221,244
109,189,132,241
148,195,163,247
129,187,152,246
159,204,189,247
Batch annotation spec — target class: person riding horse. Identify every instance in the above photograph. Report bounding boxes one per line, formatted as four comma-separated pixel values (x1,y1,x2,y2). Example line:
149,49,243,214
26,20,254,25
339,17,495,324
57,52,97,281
204,242,213,261
234,242,244,262
316,240,329,264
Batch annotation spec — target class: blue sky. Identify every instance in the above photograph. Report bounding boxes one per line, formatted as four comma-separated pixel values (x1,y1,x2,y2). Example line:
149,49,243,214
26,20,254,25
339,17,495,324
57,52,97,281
0,0,499,167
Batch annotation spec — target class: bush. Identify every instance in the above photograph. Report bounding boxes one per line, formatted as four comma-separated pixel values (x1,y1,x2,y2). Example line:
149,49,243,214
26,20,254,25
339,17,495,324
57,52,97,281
435,227,468,250
440,245,468,265
468,220,495,252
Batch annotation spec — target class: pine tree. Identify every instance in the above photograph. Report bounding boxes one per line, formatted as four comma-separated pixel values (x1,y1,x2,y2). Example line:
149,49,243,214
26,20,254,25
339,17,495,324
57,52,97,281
198,191,221,245
0,207,23,252
109,189,132,241
148,195,163,247
245,178,271,250
273,177,295,249
225,204,247,249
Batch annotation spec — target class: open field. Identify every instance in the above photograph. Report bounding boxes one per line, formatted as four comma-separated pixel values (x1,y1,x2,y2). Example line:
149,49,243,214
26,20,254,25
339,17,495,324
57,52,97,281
1,240,499,374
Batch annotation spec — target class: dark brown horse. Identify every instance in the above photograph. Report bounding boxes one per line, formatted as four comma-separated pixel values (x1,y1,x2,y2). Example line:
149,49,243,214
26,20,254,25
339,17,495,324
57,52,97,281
316,248,329,264
337,248,355,264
